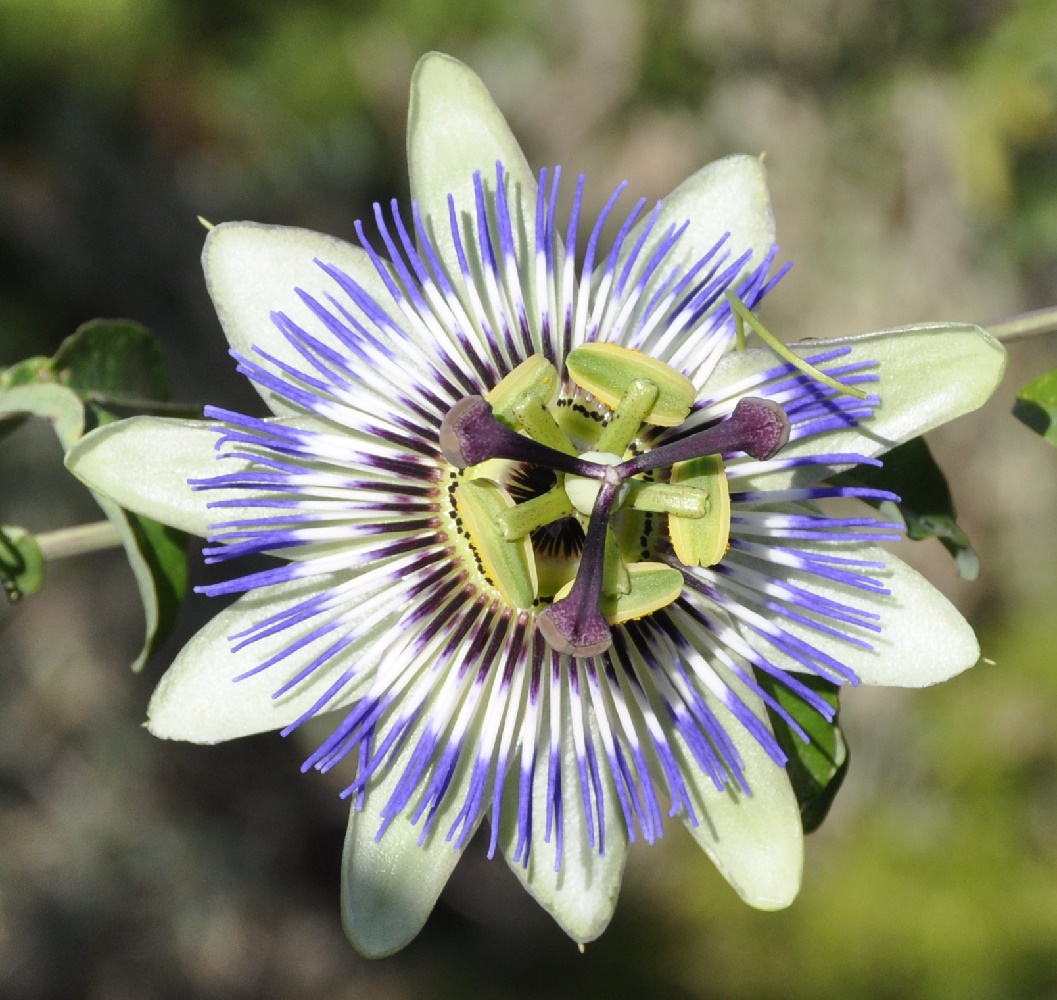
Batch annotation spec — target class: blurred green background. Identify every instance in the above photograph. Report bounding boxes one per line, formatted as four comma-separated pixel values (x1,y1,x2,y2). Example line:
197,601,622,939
3,0,1057,997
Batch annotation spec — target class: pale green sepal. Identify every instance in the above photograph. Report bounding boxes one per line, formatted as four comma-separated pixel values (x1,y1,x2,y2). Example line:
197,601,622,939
734,539,979,687
203,222,404,414
342,703,491,957
499,697,628,943
342,803,462,959
677,684,803,909
622,155,775,328
147,576,371,742
65,416,243,538
407,53,536,287
717,324,1007,492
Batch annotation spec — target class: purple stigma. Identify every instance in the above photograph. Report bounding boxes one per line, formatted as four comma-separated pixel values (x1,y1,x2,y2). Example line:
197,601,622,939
536,481,620,658
618,397,790,478
439,396,615,479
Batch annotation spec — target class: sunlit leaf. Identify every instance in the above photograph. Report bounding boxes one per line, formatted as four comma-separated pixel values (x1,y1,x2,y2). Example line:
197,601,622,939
0,356,51,392
1013,368,1057,446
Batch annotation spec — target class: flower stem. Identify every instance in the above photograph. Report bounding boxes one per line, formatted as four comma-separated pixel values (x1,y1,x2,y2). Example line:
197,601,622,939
986,306,1057,343
34,521,123,561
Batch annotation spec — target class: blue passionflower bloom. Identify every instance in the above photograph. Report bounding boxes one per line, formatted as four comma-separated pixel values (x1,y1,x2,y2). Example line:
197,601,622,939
67,53,1005,956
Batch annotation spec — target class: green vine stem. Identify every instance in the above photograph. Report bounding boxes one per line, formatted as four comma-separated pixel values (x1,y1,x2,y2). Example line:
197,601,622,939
986,305,1057,343
34,521,124,561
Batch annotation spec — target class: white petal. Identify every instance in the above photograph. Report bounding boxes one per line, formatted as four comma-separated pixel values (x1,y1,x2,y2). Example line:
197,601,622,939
715,323,1006,491
407,52,537,285
65,417,240,537
203,222,405,413
147,576,372,742
678,688,803,909
736,542,979,687
341,708,482,958
499,694,627,943
630,154,776,297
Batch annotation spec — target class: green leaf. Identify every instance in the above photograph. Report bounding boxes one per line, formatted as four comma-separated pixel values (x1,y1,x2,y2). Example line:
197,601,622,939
51,319,171,405
0,377,188,670
1,319,175,441
1013,367,1057,445
100,498,189,671
0,356,51,391
0,525,45,602
756,673,849,834
834,436,980,581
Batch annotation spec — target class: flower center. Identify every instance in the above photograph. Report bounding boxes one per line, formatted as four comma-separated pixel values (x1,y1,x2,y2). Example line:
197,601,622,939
564,452,628,516
438,347,790,658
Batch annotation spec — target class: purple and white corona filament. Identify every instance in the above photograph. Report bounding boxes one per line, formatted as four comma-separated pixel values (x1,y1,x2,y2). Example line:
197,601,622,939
66,53,1002,957
192,163,889,849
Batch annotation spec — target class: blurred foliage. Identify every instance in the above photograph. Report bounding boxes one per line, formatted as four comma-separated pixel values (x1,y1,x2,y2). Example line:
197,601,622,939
1015,366,1057,445
2,0,1057,998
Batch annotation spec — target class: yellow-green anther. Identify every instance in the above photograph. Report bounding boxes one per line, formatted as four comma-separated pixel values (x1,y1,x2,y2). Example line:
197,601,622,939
602,527,631,597
454,478,538,609
595,378,659,455
668,455,731,567
513,398,578,456
485,355,560,419
565,343,696,427
496,486,574,540
554,561,683,624
626,480,710,518
725,291,869,401
603,562,684,623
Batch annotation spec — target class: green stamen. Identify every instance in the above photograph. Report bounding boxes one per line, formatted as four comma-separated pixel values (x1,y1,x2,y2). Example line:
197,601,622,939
486,355,560,415
626,480,710,518
485,355,578,455
551,561,684,625
497,486,575,540
726,291,869,401
595,378,659,455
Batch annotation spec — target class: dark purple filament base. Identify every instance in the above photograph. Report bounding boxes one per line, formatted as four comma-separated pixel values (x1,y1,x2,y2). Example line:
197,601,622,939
441,392,791,657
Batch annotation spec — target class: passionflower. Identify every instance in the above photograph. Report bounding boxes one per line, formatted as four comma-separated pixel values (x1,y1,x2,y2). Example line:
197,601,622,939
66,52,1006,956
